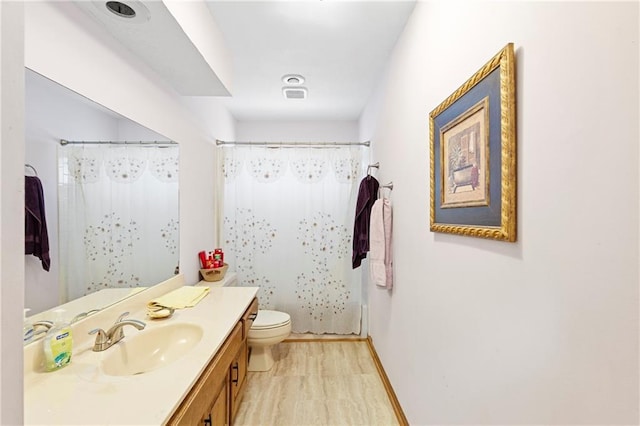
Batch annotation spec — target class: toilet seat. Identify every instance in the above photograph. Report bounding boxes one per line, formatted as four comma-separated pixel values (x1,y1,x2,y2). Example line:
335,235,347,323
251,310,291,330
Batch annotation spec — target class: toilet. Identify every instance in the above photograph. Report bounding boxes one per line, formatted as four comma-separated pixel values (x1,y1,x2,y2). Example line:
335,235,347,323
247,309,291,372
208,273,291,372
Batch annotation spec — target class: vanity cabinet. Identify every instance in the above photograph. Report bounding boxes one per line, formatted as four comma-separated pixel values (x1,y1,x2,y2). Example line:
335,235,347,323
167,297,258,426
231,297,258,423
241,298,259,339
168,322,240,425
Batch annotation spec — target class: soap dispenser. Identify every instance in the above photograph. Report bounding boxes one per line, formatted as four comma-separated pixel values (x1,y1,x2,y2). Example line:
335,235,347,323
23,308,34,344
43,309,73,372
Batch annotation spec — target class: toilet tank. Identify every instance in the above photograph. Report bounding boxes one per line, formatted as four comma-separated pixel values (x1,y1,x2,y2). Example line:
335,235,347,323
224,273,238,287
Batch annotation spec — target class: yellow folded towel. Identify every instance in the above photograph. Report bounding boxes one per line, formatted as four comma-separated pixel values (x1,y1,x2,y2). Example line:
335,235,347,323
147,286,210,310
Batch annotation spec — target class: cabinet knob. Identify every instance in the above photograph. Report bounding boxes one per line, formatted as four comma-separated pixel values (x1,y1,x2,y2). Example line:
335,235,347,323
204,413,212,426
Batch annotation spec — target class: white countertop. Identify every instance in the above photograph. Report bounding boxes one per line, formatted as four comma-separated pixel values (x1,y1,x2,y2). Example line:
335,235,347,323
24,281,258,425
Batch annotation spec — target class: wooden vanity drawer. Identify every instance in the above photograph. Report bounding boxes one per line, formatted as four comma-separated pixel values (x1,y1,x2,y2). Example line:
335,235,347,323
241,297,259,339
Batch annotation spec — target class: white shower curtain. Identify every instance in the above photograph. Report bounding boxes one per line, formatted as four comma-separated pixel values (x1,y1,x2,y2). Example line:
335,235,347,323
58,144,179,302
221,145,364,334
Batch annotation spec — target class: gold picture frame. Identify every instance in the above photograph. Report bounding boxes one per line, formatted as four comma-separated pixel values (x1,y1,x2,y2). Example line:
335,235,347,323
429,43,516,242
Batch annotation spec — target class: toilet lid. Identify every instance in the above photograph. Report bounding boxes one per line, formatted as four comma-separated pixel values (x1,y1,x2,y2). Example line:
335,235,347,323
251,310,291,330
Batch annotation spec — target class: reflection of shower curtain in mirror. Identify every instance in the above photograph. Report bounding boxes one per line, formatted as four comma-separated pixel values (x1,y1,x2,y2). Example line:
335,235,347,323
58,145,179,302
221,146,364,334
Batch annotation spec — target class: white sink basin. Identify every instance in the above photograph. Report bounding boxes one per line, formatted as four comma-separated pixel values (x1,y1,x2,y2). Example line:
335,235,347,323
102,322,203,376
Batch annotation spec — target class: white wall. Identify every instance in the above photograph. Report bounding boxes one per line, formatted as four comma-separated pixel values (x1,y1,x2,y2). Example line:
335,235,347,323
117,116,167,140
361,1,639,424
236,120,359,142
163,0,233,95
0,2,25,423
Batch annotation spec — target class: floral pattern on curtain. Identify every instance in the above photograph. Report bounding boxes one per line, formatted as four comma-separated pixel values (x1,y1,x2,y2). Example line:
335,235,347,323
58,145,179,301
222,146,364,334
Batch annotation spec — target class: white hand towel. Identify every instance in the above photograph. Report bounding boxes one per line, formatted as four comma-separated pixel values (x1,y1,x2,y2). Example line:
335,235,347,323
369,198,393,289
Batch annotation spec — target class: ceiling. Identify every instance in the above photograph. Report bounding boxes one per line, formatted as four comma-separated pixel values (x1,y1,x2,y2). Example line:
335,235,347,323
205,1,416,121
74,1,416,122
74,0,231,96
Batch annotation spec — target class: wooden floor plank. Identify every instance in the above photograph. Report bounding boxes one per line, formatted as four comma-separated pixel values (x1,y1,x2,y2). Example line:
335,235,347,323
234,341,400,426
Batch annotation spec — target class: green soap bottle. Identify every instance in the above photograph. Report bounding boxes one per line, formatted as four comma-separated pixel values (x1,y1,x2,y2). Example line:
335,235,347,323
43,309,73,372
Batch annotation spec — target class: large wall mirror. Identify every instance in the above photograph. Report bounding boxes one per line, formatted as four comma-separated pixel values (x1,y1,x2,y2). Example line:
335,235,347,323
25,68,179,331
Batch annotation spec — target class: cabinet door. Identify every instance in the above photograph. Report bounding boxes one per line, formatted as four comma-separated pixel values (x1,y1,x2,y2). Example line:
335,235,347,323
198,373,229,426
230,340,248,423
208,376,229,426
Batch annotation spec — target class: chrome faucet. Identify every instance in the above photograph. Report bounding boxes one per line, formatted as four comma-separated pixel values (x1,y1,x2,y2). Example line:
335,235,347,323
71,309,100,324
33,320,54,330
89,312,146,352
32,320,54,338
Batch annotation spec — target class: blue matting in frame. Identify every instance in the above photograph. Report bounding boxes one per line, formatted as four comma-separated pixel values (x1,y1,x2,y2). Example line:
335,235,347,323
432,68,501,227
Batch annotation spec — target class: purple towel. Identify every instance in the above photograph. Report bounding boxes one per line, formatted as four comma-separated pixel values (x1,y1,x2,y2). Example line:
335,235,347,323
25,176,50,271
352,175,379,269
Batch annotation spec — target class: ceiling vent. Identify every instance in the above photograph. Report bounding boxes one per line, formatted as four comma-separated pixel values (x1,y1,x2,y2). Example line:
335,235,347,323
282,74,305,85
106,1,136,18
282,87,308,100
87,0,150,23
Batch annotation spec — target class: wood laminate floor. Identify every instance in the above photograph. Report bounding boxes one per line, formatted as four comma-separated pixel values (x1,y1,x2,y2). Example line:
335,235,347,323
234,340,400,426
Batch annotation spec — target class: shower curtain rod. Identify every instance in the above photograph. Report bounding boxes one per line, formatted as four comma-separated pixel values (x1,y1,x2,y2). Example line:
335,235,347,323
215,139,370,147
59,139,177,146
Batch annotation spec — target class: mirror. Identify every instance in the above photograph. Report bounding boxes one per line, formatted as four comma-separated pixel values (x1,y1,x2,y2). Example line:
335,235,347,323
24,68,179,330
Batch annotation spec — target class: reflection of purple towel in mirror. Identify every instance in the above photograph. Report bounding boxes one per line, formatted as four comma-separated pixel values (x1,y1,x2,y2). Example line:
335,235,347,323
25,176,50,271
352,175,379,269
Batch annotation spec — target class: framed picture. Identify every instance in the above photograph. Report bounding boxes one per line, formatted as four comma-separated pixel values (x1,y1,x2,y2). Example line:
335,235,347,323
429,43,517,242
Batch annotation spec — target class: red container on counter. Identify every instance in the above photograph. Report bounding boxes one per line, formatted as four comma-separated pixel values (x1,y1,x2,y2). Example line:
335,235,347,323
214,248,224,263
200,249,225,269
